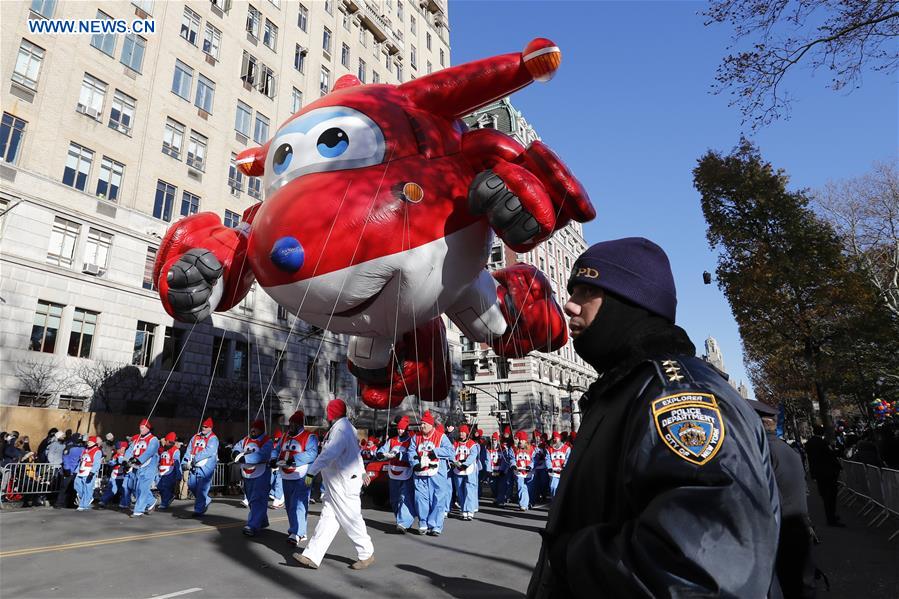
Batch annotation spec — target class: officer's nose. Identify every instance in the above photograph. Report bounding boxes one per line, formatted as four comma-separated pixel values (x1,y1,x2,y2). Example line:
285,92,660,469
563,299,580,318
270,236,304,272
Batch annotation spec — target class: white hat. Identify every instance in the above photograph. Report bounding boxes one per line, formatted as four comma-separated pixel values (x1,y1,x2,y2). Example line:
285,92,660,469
105,432,114,441
54,431,64,440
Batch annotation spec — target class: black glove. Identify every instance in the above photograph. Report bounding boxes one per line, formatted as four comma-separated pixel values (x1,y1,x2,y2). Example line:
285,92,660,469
236,455,246,464
129,457,140,466
285,457,295,467
428,450,437,461
375,452,385,461
269,459,278,469
86,473,94,483
491,472,500,478
413,465,423,473
510,465,518,472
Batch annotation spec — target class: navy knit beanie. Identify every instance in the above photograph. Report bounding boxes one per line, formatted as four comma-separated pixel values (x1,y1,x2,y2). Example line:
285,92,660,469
567,237,677,322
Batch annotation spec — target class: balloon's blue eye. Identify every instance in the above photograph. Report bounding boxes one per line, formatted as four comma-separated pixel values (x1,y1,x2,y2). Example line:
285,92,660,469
316,128,348,158
272,143,293,175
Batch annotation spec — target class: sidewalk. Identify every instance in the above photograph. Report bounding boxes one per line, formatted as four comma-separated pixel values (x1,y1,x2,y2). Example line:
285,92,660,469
807,484,899,598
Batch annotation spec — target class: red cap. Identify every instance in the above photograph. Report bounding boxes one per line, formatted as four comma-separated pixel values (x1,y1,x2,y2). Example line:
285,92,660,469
421,410,435,425
503,426,512,435
476,428,483,436
459,424,470,434
251,419,265,431
551,431,561,440
515,430,528,441
327,398,347,421
164,432,176,443
274,429,283,440
289,410,305,425
492,432,500,439
117,441,128,449
397,416,410,430
202,418,214,428
87,436,99,446
139,419,151,428
533,430,541,438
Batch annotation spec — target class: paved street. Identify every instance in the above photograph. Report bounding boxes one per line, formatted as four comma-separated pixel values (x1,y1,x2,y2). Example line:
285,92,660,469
0,496,543,599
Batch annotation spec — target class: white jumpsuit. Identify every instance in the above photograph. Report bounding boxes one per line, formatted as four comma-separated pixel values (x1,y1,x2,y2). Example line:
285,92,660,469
301,417,374,566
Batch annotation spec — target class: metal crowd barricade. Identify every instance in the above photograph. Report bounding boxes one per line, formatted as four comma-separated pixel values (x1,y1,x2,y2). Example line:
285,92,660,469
840,459,899,542
210,462,227,489
882,468,899,541
0,462,61,504
841,460,869,508
863,464,889,525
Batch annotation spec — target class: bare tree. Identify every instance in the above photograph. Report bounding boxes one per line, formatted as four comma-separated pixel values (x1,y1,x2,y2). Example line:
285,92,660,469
14,359,74,407
73,361,131,412
705,1,899,126
818,161,899,318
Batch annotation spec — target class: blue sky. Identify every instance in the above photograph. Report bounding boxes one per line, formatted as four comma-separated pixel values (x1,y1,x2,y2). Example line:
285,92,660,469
450,1,898,395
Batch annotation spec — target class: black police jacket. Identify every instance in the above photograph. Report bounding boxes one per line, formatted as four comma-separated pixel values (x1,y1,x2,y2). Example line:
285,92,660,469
527,356,781,599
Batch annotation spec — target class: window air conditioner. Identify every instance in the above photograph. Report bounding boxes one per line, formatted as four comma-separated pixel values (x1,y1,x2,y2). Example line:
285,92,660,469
82,263,101,276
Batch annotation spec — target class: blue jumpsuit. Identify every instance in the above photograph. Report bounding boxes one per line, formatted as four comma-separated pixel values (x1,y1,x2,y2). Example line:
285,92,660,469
276,429,319,538
125,433,159,515
156,446,181,508
181,432,218,515
546,443,571,498
100,454,126,507
451,440,480,515
74,446,102,509
233,434,273,532
409,431,455,533
513,446,537,510
379,435,415,529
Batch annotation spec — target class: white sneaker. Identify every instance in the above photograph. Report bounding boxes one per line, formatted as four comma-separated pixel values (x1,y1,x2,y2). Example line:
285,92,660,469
287,534,299,546
272,498,285,508
241,498,249,507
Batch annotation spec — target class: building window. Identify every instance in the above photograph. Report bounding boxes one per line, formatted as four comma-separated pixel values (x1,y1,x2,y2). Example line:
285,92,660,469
235,101,252,137
30,300,63,353
203,23,222,60
463,362,475,381
133,321,157,367
410,45,417,70
246,5,260,38
263,19,278,50
233,340,250,378
108,90,135,135
396,62,403,82
253,113,269,144
489,244,503,264
153,180,177,222
68,308,98,358
195,75,215,113
162,118,184,159
172,60,193,100
47,217,80,267
143,246,157,290
359,26,367,47
427,61,432,75
187,131,207,171
341,43,350,68
63,142,93,191
180,7,201,45
14,40,45,90
248,176,262,200
224,209,241,228
77,73,106,120
294,44,306,73
90,11,116,56
30,0,57,18
322,27,332,55
132,0,154,14
257,65,276,98
297,4,308,31
426,32,432,51
0,112,27,164
121,34,146,73
329,360,339,394
410,15,416,33
228,153,244,195
343,12,351,31
372,70,379,84
291,87,303,113
58,395,87,411
320,66,330,96
497,358,509,379
357,59,366,83
180,191,200,217
96,156,124,202
324,0,333,15
440,49,445,67
306,358,317,389
241,51,258,85
84,228,112,275
161,326,185,371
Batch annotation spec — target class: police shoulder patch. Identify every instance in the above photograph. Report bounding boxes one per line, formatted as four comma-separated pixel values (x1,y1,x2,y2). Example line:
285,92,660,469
651,392,725,466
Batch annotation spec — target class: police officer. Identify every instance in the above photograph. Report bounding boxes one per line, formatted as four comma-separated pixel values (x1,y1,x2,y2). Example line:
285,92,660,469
527,237,780,598
181,418,219,517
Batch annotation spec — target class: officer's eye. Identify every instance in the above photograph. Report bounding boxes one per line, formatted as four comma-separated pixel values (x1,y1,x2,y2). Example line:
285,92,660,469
316,128,348,158
272,143,293,175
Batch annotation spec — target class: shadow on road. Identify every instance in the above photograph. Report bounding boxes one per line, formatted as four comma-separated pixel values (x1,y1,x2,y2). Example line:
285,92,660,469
397,563,525,599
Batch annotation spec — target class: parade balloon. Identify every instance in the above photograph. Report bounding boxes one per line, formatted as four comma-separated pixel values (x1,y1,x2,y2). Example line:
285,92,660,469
154,38,594,410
